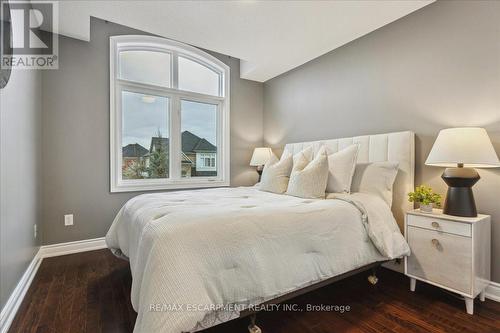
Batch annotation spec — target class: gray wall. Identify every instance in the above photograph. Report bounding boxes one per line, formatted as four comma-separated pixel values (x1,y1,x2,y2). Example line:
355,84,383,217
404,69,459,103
41,18,263,245
0,44,42,307
264,0,500,281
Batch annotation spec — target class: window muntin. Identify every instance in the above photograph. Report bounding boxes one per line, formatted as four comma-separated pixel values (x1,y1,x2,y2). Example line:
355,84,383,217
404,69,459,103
119,50,172,87
110,36,229,192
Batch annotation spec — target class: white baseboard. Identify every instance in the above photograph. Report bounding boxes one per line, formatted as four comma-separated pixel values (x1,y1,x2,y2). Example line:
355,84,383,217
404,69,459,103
0,252,42,333
0,237,107,333
39,237,107,258
485,280,500,302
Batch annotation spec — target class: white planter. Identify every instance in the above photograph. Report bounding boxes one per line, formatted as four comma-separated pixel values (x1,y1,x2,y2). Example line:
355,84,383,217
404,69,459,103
419,203,433,213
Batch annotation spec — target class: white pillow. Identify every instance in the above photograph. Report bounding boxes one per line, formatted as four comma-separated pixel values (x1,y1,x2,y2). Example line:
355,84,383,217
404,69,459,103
324,144,360,194
292,146,312,163
286,148,329,199
350,161,399,206
259,154,293,194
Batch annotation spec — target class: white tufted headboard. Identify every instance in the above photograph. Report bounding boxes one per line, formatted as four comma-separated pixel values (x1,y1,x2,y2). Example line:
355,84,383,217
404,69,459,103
283,131,415,230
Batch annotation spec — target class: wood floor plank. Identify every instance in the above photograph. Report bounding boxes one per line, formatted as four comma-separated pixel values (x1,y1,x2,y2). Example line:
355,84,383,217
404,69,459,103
68,254,91,333
15,258,57,333
36,255,72,333
7,249,500,333
54,255,79,333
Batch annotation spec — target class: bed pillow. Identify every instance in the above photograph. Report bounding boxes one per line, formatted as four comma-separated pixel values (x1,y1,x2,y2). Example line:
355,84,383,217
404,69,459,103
350,161,399,206
259,154,293,194
286,147,329,199
325,144,360,194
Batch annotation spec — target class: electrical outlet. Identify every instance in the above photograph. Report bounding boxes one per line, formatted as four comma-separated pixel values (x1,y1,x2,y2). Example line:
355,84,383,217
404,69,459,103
34,224,37,239
64,214,74,226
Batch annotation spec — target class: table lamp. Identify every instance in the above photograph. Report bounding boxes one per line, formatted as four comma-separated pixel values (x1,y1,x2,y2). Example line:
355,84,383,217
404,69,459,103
425,127,500,217
250,148,273,181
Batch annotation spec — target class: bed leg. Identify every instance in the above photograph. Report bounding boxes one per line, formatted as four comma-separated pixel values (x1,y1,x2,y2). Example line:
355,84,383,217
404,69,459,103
248,314,262,333
367,267,379,285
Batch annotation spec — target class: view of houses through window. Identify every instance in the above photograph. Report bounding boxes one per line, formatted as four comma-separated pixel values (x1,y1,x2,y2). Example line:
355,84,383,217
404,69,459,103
121,91,169,179
181,100,217,178
121,93,217,179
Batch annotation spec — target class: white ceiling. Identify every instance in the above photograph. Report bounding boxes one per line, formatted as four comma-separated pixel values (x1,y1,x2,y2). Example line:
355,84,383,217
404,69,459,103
56,0,434,82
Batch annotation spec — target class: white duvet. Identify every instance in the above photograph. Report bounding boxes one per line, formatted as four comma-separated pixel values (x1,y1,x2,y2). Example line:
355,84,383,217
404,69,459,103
106,187,410,333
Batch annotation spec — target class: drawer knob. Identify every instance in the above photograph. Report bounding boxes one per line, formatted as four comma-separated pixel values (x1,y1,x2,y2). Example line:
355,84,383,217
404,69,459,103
431,238,442,250
431,221,440,229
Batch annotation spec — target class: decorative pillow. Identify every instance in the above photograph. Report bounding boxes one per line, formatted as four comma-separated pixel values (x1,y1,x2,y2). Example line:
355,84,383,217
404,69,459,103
279,150,289,160
324,144,360,194
286,148,329,199
350,161,399,206
292,146,313,163
258,154,293,194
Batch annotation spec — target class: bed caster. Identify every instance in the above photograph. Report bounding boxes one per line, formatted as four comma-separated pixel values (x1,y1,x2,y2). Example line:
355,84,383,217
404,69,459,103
248,314,262,333
368,275,378,285
248,325,262,333
367,267,378,285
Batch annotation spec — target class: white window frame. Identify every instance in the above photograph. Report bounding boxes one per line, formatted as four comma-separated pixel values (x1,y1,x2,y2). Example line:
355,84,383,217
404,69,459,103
110,35,230,192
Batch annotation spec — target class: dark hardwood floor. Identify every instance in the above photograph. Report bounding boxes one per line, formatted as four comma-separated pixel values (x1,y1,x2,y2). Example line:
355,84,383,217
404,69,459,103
8,249,500,333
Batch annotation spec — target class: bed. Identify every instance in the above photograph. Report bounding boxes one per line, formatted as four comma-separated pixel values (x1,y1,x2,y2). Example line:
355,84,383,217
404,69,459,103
106,130,415,333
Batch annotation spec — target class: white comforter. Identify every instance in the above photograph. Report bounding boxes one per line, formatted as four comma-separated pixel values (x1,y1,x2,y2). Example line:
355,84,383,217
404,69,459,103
106,187,409,333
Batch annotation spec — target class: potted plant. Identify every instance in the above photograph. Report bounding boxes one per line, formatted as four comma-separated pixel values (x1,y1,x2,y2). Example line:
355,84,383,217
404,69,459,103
408,185,441,213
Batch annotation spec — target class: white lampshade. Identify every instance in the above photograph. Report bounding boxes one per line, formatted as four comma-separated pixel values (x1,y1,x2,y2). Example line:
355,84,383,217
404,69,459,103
250,147,273,166
426,127,500,168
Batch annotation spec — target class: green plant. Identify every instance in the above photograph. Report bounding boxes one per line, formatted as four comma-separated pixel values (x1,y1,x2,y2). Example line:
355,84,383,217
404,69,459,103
408,185,441,206
123,160,147,179
148,130,169,178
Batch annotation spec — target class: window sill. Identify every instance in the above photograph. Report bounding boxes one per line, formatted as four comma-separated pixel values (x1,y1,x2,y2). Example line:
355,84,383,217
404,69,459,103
110,180,230,193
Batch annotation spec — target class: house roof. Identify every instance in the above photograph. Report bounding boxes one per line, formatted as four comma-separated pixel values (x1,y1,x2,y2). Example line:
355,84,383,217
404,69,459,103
193,138,216,152
150,131,216,154
181,131,216,153
122,143,148,158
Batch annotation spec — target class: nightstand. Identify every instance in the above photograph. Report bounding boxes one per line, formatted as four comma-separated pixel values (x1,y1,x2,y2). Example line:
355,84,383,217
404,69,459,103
404,209,490,315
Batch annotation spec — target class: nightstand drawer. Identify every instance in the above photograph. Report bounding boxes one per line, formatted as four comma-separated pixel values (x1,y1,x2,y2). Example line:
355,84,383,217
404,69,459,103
407,214,471,237
407,226,472,294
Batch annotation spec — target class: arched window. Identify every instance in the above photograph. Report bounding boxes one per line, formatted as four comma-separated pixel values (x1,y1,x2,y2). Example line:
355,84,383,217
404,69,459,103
110,35,230,192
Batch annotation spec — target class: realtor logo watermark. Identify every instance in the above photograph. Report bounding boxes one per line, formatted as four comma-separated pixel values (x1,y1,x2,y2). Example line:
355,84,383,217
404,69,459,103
1,0,58,69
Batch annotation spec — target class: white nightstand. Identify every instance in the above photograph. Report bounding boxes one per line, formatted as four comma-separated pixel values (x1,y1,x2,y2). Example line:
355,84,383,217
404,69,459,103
404,209,491,315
